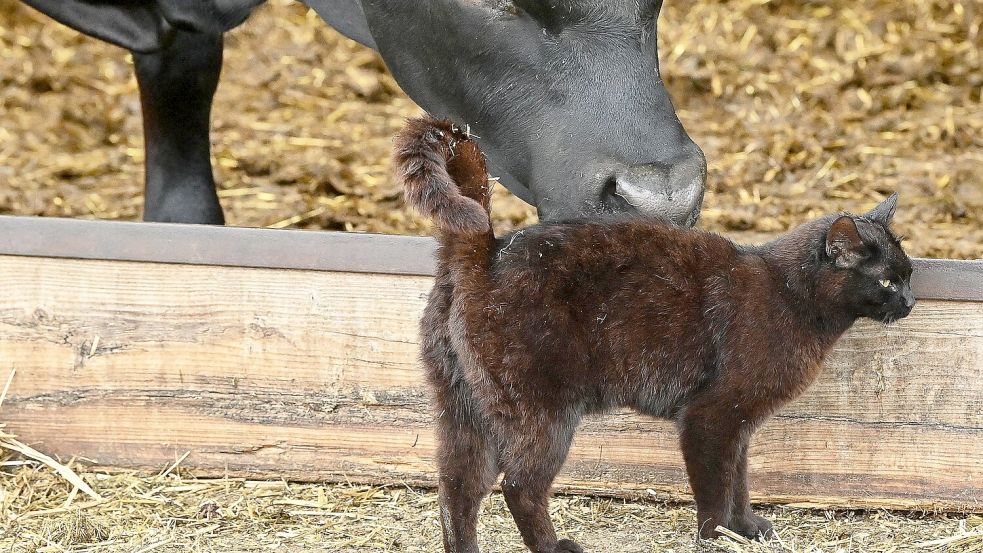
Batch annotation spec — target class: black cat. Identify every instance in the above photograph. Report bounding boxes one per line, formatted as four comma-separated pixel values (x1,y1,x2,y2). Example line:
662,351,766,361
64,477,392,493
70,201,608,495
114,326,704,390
395,116,915,553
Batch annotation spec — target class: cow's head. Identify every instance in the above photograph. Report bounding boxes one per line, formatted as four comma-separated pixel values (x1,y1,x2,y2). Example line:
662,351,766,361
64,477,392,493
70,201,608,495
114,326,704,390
362,0,706,226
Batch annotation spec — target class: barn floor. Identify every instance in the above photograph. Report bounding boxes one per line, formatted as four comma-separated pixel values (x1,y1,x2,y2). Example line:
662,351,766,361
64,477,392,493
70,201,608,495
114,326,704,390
1,0,981,551
2,465,981,553
1,0,981,259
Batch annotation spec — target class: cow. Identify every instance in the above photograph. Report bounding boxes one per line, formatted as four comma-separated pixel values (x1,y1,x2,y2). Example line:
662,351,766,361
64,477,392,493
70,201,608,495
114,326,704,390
18,0,707,227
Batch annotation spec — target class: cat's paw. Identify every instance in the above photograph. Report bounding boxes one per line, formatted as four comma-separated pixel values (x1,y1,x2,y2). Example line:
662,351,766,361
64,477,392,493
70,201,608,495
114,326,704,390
555,538,584,552
727,512,775,540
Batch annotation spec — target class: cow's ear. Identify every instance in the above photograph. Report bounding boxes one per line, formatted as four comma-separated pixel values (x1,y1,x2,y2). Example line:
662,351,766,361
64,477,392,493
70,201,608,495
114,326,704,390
21,0,172,53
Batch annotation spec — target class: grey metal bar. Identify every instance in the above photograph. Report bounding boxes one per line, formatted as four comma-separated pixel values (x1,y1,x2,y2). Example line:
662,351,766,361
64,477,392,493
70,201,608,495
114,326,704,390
0,215,438,276
911,258,983,302
0,216,979,300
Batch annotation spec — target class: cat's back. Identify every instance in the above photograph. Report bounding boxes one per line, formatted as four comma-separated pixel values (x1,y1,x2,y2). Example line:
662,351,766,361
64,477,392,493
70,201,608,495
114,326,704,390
490,215,741,295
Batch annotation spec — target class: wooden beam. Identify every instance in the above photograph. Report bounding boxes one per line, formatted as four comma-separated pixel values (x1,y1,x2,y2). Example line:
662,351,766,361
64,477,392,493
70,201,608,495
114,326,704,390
1,241,980,511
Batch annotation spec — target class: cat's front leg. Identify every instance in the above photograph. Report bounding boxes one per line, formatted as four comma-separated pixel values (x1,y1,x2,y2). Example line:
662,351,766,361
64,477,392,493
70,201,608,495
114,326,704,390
678,409,745,539
727,434,775,540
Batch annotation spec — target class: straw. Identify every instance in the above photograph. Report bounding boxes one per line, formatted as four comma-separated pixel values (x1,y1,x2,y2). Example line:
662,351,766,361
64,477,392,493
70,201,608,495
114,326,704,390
1,466,981,552
0,427,103,501
0,0,978,258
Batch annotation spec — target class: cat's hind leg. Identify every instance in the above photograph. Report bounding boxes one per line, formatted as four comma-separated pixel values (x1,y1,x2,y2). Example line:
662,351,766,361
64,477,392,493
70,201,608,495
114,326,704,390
424,278,499,553
434,387,498,553
496,411,583,553
428,350,498,552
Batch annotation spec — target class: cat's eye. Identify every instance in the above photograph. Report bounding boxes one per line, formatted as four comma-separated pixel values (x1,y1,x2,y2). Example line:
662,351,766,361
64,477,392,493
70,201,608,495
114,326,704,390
879,279,893,288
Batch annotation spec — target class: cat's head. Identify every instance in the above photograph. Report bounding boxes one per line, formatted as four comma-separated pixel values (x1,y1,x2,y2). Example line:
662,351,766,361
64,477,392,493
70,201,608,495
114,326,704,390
820,193,915,323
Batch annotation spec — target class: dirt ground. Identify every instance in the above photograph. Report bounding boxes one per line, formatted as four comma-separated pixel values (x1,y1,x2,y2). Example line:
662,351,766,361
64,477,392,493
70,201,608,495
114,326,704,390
0,0,981,257
1,1,982,552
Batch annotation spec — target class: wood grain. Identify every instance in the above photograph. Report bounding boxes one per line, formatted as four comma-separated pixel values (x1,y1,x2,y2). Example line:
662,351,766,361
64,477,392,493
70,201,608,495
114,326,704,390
1,254,980,510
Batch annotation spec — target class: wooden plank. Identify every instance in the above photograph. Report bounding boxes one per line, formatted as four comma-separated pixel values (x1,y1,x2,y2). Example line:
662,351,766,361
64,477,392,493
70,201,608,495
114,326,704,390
1,254,981,511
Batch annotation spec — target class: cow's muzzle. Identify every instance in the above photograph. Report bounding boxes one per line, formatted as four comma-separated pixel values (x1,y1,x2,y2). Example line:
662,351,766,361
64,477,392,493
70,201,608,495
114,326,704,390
603,149,707,227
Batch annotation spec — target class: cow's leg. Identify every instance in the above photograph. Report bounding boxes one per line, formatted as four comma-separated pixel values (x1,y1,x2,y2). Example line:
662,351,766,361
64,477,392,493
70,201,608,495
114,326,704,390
133,29,225,224
497,413,582,553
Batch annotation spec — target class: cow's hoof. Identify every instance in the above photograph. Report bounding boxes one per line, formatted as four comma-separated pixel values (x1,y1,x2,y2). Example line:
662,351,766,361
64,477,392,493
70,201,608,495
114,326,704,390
556,538,584,552
728,513,775,540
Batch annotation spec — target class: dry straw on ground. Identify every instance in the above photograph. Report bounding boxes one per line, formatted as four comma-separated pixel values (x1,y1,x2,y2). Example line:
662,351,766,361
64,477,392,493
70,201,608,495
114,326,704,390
1,0,981,551
2,460,983,553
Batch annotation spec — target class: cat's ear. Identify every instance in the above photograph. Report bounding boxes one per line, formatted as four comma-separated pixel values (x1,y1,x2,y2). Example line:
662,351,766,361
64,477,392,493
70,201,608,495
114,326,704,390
826,216,867,269
865,193,898,225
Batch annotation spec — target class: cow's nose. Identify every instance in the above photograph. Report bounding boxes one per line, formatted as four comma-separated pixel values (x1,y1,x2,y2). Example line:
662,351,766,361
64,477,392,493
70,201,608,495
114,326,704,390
606,151,707,227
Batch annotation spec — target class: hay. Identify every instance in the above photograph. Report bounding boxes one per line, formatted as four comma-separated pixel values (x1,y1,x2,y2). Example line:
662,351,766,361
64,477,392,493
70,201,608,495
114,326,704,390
40,509,111,548
0,369,104,507
0,0,979,258
657,0,983,259
0,427,102,502
1,463,981,552
0,1,980,549
0,369,100,503
0,369,15,408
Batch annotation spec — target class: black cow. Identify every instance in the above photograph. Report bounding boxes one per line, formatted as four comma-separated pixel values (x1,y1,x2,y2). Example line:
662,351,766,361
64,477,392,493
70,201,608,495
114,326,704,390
19,0,707,226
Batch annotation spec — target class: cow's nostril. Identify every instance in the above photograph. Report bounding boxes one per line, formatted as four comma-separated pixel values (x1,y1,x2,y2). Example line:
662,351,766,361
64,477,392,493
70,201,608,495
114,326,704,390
600,175,632,213
601,175,618,200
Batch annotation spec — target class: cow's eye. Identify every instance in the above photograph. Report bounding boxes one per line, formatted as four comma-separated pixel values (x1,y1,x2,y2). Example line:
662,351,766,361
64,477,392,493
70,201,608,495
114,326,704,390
879,279,894,289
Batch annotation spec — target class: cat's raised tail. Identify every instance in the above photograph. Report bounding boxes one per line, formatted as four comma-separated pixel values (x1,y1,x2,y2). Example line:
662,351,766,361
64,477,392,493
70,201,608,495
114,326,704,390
393,116,493,236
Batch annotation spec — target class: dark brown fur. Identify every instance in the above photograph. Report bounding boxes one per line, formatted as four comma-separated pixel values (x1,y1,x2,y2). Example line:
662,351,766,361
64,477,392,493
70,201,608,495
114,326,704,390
394,116,915,552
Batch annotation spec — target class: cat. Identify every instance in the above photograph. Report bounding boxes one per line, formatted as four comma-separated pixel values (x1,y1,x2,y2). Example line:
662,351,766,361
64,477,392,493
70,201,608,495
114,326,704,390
394,116,915,553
